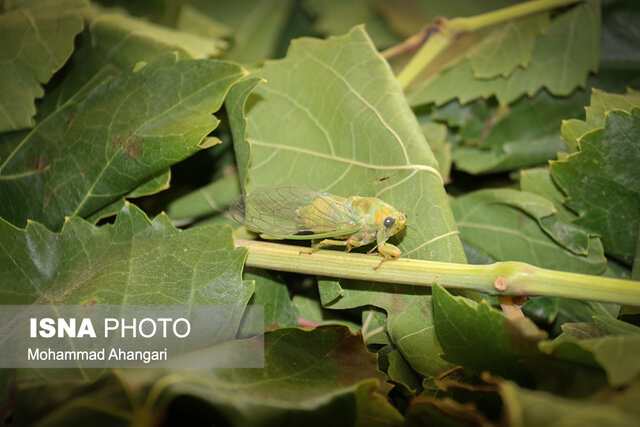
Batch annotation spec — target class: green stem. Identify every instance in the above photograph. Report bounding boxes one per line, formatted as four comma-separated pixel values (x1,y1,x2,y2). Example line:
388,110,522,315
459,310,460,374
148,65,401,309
236,239,640,306
396,0,584,90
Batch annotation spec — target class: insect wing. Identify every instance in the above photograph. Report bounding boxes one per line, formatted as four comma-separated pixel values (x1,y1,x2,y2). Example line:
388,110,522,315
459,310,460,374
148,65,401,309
230,187,361,238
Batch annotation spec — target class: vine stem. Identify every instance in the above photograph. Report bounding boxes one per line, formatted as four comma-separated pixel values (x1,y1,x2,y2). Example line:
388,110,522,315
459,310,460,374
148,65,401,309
235,239,640,306
396,0,584,90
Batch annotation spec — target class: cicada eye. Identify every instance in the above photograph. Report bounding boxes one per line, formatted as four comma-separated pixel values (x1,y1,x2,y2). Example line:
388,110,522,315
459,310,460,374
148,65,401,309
383,217,395,227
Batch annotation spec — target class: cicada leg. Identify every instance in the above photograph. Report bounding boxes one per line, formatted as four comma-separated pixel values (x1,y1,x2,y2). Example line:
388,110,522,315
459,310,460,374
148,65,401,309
300,239,348,255
373,235,401,270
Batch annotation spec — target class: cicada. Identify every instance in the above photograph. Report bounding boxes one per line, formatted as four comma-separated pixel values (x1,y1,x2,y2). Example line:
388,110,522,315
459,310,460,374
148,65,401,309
230,186,407,268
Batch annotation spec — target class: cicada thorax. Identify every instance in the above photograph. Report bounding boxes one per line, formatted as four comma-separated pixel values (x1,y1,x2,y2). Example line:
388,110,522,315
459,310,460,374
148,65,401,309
338,197,388,246
344,197,407,246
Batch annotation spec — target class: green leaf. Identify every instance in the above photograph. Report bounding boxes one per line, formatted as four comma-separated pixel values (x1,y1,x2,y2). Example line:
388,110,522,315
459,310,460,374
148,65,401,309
354,380,404,427
561,88,640,152
560,321,609,339
552,299,619,335
407,0,600,106
361,308,391,346
0,0,86,132
520,168,594,255
0,55,245,230
36,4,231,122
242,267,298,330
432,284,530,380
522,297,560,325
420,121,452,183
387,349,421,393
87,10,225,66
404,395,492,427
497,378,640,427
550,108,640,262
226,26,466,375
539,324,640,387
144,326,392,426
452,89,589,174
0,202,252,306
601,0,640,65
85,167,171,224
317,280,451,376
175,4,233,40
305,0,401,48
594,315,640,335
188,0,294,64
452,189,606,273
12,326,397,426
469,13,549,79
292,295,361,332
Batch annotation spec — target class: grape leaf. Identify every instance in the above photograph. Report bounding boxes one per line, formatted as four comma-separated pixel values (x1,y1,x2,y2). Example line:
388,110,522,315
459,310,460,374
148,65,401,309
407,0,600,106
305,0,400,48
600,0,640,65
404,395,492,427
0,202,252,306
0,55,245,230
520,168,593,255
561,88,640,152
551,108,640,262
226,26,466,376
292,295,361,332
87,10,225,65
241,267,298,332
36,6,229,121
0,0,86,132
452,189,606,273
469,13,549,79
188,0,294,64
135,326,395,427
539,333,640,388
497,378,640,427
432,284,531,380
11,326,399,426
420,121,452,183
361,308,391,346
452,89,589,174
84,168,172,224
386,348,421,393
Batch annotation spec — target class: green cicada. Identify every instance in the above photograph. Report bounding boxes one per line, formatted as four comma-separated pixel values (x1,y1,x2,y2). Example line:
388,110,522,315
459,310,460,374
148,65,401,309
230,186,407,267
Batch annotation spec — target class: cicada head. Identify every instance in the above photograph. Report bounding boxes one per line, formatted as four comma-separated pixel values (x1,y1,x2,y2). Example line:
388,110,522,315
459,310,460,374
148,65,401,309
381,210,407,238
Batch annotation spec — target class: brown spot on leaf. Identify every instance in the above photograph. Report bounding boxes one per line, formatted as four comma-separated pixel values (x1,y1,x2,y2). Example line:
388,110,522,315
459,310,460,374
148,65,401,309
419,303,432,319
29,154,48,173
124,139,143,160
111,136,122,149
376,175,391,182
111,133,143,160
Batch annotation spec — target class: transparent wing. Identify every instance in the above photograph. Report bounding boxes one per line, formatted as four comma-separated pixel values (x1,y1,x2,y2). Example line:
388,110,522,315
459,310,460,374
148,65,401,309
230,186,361,238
